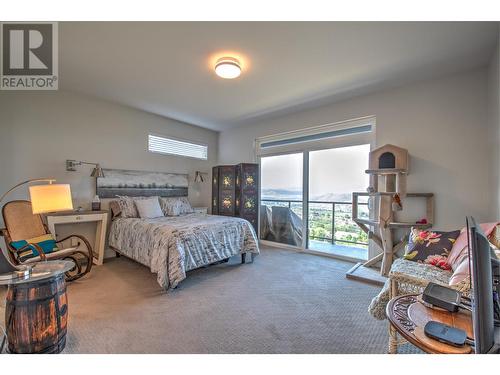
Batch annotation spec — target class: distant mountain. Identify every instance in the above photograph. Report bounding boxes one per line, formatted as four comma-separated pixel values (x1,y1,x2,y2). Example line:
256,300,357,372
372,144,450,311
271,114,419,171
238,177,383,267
261,188,351,203
311,192,351,203
261,188,302,200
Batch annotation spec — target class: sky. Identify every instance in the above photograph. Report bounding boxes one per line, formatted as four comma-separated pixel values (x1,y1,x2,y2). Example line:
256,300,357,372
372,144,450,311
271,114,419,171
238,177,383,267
261,144,369,197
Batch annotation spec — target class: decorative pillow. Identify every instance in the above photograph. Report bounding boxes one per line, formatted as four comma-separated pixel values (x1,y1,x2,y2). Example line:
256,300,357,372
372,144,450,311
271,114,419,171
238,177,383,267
115,196,139,218
115,196,152,218
159,197,193,216
109,200,122,219
403,228,460,270
134,197,164,219
489,224,500,249
449,257,470,286
448,224,500,286
447,222,499,270
10,234,58,262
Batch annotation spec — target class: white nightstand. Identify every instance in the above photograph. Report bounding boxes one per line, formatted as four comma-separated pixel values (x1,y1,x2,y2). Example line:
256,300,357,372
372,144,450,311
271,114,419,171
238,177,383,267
46,210,109,266
193,207,208,214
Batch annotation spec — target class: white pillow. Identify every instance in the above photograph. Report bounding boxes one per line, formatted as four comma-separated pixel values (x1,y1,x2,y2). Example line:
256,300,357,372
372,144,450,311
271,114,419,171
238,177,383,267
134,197,164,219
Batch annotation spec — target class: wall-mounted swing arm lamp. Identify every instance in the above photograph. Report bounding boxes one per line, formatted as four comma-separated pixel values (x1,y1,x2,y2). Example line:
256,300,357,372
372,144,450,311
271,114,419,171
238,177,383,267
194,171,208,183
66,160,105,177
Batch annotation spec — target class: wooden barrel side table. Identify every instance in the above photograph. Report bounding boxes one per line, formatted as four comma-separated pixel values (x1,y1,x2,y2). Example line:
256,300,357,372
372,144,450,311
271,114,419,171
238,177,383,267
1,260,73,354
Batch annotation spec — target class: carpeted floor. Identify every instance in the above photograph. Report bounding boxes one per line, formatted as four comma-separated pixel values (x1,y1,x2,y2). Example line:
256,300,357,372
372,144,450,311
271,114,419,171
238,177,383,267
1,247,420,353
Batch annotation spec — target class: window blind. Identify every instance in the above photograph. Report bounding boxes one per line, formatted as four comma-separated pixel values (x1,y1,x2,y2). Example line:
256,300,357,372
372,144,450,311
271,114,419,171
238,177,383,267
255,116,375,156
259,124,372,149
148,134,208,160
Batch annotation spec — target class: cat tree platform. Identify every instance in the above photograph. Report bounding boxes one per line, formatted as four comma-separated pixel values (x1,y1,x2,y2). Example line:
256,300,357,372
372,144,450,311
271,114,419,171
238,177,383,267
346,144,435,285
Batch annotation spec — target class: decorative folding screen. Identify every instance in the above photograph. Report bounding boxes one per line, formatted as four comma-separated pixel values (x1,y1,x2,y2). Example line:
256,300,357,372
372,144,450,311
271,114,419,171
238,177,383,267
212,163,259,232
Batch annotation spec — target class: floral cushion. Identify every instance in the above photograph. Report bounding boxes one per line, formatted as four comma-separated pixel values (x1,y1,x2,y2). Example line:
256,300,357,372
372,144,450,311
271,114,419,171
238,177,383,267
159,197,193,216
403,228,460,270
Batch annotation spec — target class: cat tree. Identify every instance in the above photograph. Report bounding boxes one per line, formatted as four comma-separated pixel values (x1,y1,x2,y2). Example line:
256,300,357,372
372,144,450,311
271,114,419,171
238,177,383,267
346,144,434,284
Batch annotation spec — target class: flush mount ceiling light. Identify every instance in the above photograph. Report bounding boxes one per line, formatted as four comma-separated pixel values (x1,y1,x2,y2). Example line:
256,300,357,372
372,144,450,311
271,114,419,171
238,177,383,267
215,57,241,79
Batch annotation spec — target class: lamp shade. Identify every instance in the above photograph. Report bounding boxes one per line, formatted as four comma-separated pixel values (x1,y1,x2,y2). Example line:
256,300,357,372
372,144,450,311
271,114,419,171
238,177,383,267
194,171,205,183
90,164,105,178
29,184,73,214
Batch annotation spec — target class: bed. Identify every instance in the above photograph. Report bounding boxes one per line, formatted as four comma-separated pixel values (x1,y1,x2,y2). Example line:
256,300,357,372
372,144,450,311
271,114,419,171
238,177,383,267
109,213,259,290
99,168,259,290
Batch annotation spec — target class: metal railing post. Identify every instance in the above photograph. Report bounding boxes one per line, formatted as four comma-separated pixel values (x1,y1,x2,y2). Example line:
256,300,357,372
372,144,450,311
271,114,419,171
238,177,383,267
331,202,335,245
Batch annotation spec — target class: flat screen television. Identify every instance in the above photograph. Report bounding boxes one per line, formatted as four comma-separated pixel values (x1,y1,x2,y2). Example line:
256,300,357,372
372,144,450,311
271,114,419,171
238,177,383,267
466,217,500,354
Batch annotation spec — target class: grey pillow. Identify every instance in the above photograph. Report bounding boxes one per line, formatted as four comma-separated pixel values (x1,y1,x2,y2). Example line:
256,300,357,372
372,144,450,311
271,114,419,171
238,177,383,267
115,195,152,218
109,200,123,218
115,196,139,218
134,197,164,219
159,197,193,216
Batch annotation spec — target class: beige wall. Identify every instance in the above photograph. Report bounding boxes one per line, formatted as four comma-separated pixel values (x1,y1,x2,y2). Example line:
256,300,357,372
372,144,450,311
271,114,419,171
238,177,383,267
488,29,500,219
0,66,496,259
0,90,218,256
219,69,492,230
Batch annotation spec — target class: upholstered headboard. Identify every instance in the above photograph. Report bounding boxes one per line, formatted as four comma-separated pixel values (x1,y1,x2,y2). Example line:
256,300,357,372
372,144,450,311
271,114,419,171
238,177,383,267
96,168,188,198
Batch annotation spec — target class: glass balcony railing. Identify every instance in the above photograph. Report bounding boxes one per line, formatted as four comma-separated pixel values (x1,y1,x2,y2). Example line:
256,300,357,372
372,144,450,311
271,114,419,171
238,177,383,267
261,199,369,248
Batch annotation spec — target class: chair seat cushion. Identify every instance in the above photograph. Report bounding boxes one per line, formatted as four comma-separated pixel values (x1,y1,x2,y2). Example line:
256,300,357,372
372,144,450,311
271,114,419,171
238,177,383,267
390,258,452,286
22,246,80,264
10,234,58,262
369,258,454,320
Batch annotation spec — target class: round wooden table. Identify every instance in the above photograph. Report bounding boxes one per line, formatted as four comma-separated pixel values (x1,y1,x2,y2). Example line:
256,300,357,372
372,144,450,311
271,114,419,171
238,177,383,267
1,260,73,354
386,294,473,354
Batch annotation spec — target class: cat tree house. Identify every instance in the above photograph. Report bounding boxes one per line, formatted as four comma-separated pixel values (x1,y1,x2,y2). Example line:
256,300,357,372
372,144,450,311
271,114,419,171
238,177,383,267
346,144,434,285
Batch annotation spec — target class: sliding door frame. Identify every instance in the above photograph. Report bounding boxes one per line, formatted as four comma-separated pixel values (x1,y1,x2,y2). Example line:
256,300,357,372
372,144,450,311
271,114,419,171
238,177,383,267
257,116,377,262
258,150,307,251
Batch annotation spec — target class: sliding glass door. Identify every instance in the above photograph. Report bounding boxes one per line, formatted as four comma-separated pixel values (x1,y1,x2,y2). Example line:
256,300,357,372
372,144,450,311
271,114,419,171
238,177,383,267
260,153,303,246
307,144,370,260
257,116,375,260
259,144,371,260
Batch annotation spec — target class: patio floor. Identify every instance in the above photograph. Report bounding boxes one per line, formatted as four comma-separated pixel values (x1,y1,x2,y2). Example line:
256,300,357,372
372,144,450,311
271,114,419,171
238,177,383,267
308,240,368,260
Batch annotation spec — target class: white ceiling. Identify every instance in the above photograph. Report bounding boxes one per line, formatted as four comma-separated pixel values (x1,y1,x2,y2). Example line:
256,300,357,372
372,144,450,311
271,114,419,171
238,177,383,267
60,22,498,131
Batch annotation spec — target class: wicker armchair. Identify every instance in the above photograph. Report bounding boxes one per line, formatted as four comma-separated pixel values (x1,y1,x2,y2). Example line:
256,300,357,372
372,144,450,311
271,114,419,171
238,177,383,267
388,259,471,353
0,200,93,281
368,258,470,353
369,224,500,353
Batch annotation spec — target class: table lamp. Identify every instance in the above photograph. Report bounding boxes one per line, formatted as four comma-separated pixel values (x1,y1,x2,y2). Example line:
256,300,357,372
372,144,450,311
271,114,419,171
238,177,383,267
29,183,73,214
0,178,73,213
